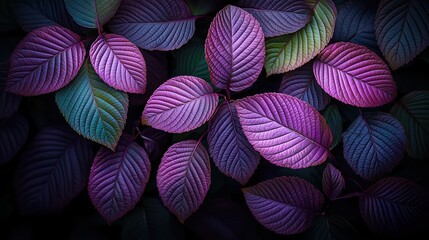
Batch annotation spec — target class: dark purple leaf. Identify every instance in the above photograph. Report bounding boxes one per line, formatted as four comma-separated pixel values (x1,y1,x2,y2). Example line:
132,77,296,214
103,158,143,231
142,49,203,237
0,63,20,118
0,114,29,166
322,163,345,200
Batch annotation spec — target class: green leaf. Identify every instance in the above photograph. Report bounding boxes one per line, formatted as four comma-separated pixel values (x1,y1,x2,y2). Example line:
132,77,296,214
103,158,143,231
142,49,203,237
56,59,128,150
264,0,336,75
172,41,211,84
322,104,343,149
65,0,120,29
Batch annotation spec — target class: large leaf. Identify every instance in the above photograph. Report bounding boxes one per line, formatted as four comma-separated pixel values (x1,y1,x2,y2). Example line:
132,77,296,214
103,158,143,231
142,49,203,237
321,105,342,149
279,61,330,111
90,33,146,94
343,112,406,180
207,101,260,185
0,114,29,166
15,126,93,214
88,135,151,224
7,26,86,96
242,176,324,235
264,0,336,75
205,5,265,92
235,93,333,168
142,76,218,133
56,59,128,150
157,140,211,222
360,177,429,236
390,91,429,159
375,0,429,70
109,0,196,51
172,41,210,83
322,163,345,200
64,0,120,28
313,42,396,107
237,0,312,37
0,63,20,118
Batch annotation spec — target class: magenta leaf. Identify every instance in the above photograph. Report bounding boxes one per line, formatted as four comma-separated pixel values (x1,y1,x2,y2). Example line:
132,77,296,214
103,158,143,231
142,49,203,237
205,5,265,92
235,93,333,168
15,126,93,215
142,76,218,133
7,26,85,96
0,114,29,166
90,34,147,94
360,177,429,236
279,61,330,111
322,163,345,200
237,0,312,37
108,0,196,51
157,140,211,222
343,112,406,180
313,42,396,107
242,176,324,235
207,101,260,185
88,135,151,224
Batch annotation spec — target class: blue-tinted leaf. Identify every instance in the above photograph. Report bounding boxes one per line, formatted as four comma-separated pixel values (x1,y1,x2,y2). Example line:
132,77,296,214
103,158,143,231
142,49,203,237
321,105,342,149
0,114,29,166
65,0,120,29
0,63,20,118
172,41,210,83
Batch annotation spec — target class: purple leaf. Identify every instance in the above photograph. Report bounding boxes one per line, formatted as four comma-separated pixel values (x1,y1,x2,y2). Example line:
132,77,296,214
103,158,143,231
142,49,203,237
15,126,93,215
313,42,396,107
7,26,86,96
279,61,330,111
157,140,211,222
343,112,406,180
90,34,147,94
360,177,429,236
237,0,312,37
108,0,196,51
205,5,265,92
242,176,324,235
207,101,260,185
88,135,151,224
322,163,345,200
0,114,29,166
142,76,218,133
235,93,333,168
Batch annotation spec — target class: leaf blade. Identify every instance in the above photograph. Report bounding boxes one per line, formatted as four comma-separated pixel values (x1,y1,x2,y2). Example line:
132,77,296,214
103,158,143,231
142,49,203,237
0,114,29,166
65,0,120,28
322,163,345,200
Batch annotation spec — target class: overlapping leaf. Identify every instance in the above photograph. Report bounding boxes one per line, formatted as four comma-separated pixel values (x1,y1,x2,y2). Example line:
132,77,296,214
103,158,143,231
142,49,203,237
390,91,429,159
0,114,29,166
157,140,211,222
322,164,345,200
55,59,128,150
313,42,396,107
88,135,151,224
242,176,324,235
321,105,342,149
0,63,20,118
90,34,147,94
15,126,93,215
375,0,429,70
172,41,210,83
343,112,406,180
235,93,332,168
205,5,265,92
237,0,312,37
264,0,336,75
304,215,361,240
109,0,196,51
207,101,260,184
360,177,429,236
142,76,218,133
64,0,120,28
279,62,330,111
7,26,85,96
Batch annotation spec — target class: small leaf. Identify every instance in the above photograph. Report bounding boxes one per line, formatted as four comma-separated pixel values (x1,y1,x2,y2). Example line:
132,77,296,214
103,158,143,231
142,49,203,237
56,59,128,150
390,91,429,160
64,0,120,28
109,0,196,51
205,5,265,92
242,176,324,235
142,76,218,133
264,0,336,75
7,26,86,96
322,164,345,200
172,41,210,83
237,0,312,37
235,93,332,168
321,105,342,149
360,177,429,236
279,61,330,111
90,33,147,94
15,126,93,215
375,0,429,70
313,42,396,107
89,135,151,224
207,101,260,184
0,114,29,166
157,140,211,222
